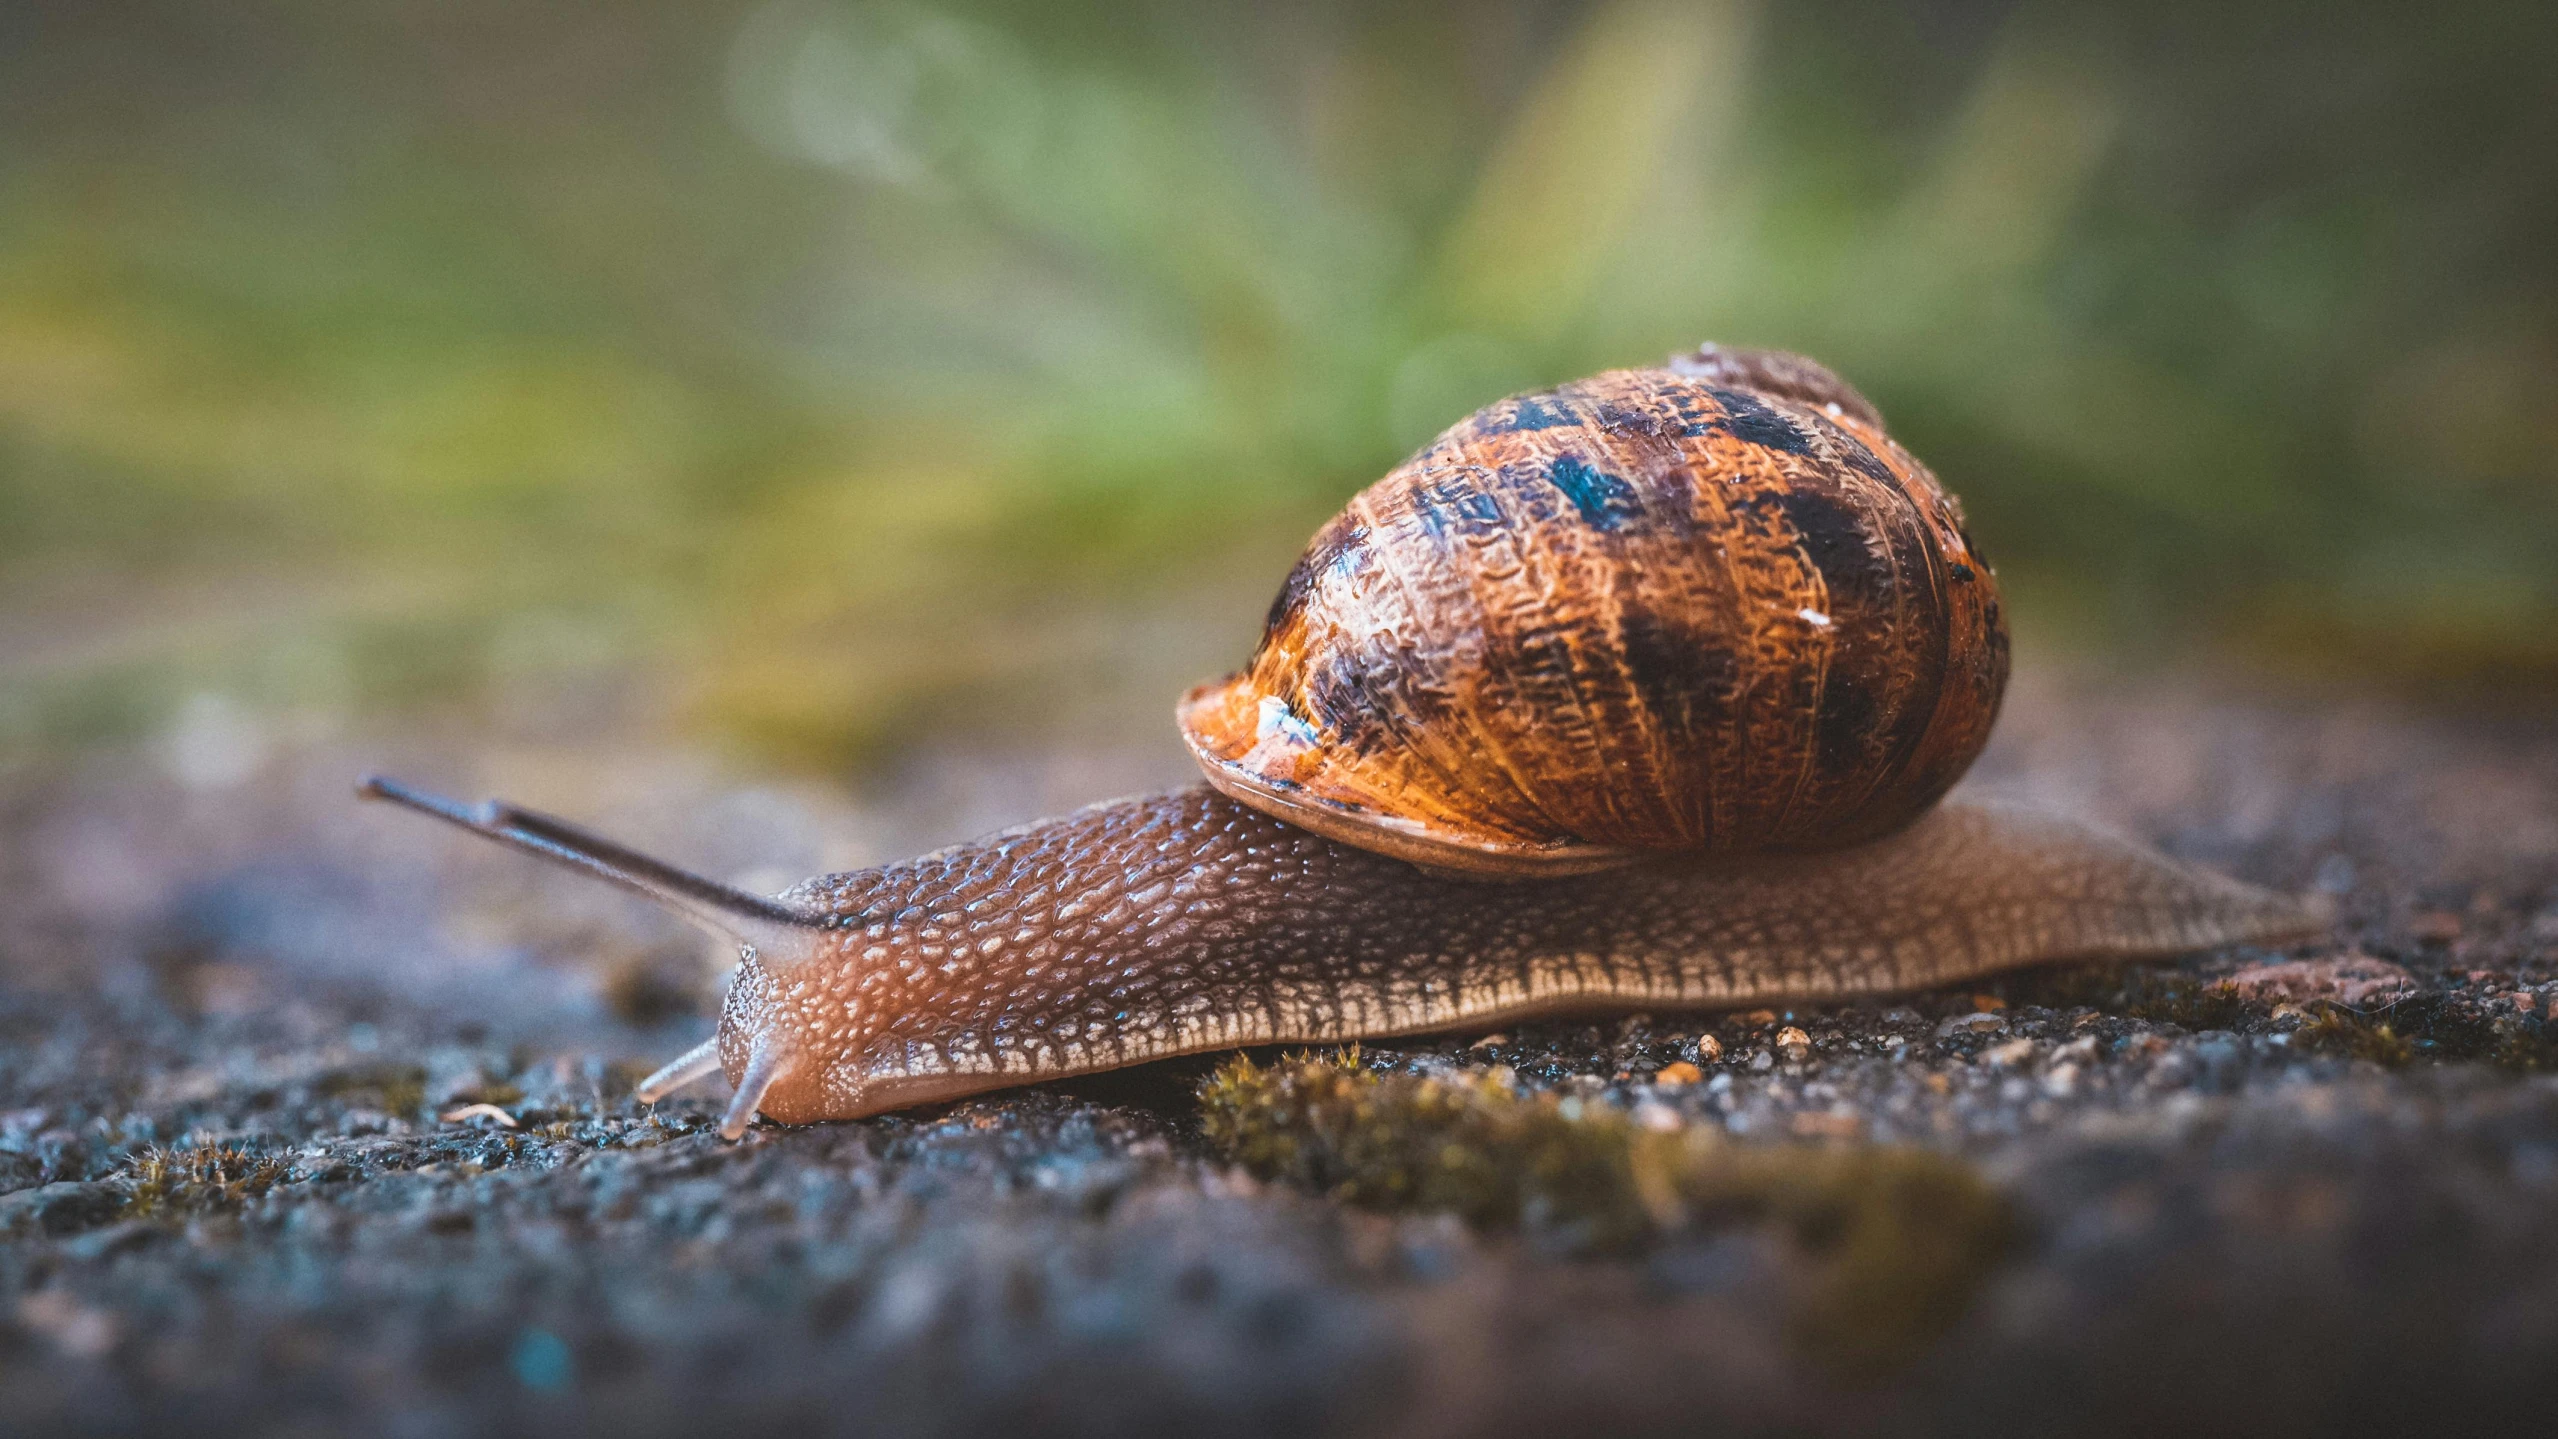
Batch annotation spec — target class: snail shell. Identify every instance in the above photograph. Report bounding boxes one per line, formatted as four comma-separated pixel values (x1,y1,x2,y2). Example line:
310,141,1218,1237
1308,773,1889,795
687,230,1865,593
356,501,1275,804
1179,345,2006,876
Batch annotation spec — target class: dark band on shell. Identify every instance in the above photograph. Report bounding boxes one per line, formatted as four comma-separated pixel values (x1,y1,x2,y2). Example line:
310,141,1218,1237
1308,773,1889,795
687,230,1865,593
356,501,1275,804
1179,351,2008,877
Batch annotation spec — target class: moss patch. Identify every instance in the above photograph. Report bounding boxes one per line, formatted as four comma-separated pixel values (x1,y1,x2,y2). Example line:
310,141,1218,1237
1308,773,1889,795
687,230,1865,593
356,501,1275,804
2293,994,2557,1071
1995,955,2558,1068
2001,962,2558,1071
2292,1007,2417,1066
315,1062,428,1116
1198,1051,2016,1376
1997,963,2251,1029
121,1144,287,1218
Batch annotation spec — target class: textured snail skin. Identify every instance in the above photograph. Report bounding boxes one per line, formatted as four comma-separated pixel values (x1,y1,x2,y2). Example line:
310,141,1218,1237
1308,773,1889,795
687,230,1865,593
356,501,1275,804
720,786,2319,1127
1180,346,2006,876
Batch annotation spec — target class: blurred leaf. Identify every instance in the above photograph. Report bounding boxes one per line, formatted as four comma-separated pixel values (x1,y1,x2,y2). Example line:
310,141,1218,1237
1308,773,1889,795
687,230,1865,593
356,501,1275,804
1436,0,1751,341
0,0,2552,770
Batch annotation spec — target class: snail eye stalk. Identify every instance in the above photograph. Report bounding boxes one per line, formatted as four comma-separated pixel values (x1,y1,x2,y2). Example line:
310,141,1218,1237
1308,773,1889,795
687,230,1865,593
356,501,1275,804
357,775,827,967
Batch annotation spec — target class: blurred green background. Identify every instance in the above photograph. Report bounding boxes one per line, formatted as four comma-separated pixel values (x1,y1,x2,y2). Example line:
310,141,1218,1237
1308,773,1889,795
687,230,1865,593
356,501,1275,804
3,0,2553,777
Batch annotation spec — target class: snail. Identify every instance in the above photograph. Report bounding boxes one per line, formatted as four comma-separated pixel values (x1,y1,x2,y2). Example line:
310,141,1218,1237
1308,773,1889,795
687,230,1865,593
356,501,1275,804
364,345,2324,1139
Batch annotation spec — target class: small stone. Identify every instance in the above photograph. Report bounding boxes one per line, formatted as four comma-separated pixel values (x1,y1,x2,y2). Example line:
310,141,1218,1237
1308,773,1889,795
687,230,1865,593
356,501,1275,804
1467,1033,1509,1051
1652,1062,1703,1087
0,1182,122,1240
1741,1009,1779,1028
2226,954,2416,1007
1981,1039,2036,1069
62,1221,158,1262
1938,1012,2006,1037
1788,1111,1862,1140
1774,1027,1812,1061
15,1289,118,1358
1694,1035,1725,1063
1632,1101,1683,1133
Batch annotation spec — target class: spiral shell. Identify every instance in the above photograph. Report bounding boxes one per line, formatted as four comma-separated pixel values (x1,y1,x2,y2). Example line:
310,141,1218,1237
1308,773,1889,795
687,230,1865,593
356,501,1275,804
1177,345,2008,877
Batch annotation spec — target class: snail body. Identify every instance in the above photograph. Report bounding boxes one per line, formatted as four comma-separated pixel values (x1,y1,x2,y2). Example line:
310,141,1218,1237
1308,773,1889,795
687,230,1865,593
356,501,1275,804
364,346,2323,1137
712,788,2305,1125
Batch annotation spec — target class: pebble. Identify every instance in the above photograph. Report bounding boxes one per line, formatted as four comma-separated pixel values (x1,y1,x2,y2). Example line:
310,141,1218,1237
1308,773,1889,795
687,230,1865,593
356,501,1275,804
0,1182,122,1240
14,1290,117,1359
2412,911,2465,944
1788,1112,1862,1140
1632,1102,1683,1133
1652,1062,1703,1087
2225,954,2416,1006
1774,1027,1812,1062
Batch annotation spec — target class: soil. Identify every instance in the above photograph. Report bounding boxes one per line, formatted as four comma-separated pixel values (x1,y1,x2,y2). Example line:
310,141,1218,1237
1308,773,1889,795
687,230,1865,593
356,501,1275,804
2,670,2553,1437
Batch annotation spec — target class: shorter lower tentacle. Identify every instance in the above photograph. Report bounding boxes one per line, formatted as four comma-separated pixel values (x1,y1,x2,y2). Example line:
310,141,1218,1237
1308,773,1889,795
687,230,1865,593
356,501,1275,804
719,1047,786,1140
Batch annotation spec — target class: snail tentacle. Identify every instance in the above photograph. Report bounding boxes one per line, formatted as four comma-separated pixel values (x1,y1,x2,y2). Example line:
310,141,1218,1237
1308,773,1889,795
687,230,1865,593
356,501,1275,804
634,1038,723,1103
719,1045,788,1141
357,776,829,966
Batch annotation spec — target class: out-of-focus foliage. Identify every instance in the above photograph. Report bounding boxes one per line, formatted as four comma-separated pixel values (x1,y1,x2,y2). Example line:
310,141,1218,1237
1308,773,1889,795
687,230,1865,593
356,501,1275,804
2,0,2552,769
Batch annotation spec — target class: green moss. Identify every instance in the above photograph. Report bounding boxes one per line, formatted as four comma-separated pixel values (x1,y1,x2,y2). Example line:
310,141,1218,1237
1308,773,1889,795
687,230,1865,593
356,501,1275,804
316,1062,429,1116
2292,996,2558,1071
2478,1019,2558,1072
2005,963,2558,1072
2292,1007,2416,1066
2126,978,2251,1031
1996,963,2250,1029
121,1144,286,1219
1198,1051,2016,1376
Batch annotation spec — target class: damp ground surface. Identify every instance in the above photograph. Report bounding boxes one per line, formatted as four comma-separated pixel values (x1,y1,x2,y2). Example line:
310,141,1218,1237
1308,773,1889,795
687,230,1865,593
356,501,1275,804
2,674,2555,1437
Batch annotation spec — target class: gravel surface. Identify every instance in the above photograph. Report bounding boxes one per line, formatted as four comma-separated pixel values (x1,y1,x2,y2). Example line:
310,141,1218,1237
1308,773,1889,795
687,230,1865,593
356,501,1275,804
2,672,2553,1437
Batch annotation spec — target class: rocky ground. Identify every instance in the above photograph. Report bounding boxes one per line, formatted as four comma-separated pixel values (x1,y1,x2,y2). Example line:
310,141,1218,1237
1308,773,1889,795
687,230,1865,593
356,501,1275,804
2,671,2554,1437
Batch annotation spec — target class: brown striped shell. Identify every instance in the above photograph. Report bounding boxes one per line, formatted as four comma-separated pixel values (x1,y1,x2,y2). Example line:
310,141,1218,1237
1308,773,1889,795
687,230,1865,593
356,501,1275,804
1177,344,2009,878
